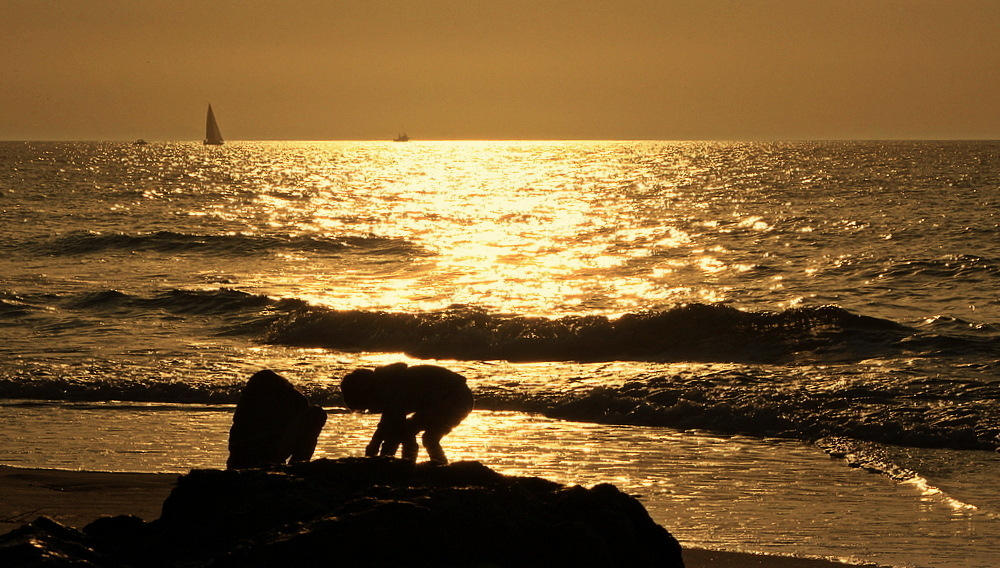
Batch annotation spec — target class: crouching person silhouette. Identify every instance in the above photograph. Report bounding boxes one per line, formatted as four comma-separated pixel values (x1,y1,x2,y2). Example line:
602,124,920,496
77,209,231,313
340,363,474,465
227,370,328,469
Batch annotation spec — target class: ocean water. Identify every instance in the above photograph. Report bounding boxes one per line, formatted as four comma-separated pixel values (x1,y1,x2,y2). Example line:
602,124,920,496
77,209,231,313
1,140,998,567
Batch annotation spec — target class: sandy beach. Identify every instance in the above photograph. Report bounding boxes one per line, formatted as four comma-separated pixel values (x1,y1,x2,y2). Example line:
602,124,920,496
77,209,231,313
0,465,870,568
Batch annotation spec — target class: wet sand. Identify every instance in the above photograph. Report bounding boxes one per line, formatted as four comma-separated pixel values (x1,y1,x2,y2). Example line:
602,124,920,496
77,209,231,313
0,465,872,567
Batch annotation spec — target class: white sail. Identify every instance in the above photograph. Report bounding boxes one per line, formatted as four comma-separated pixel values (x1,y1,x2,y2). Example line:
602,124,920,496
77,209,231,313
204,104,224,145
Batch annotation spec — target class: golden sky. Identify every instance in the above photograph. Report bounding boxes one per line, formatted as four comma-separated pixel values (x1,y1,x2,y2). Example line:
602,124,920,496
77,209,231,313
3,0,1000,141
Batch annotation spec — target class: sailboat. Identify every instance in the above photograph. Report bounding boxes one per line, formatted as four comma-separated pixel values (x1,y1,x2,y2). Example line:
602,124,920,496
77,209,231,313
204,104,224,145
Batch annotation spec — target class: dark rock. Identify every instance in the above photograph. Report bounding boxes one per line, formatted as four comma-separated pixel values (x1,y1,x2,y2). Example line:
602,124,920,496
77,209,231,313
0,459,685,567
226,370,327,469
0,517,106,567
80,515,152,565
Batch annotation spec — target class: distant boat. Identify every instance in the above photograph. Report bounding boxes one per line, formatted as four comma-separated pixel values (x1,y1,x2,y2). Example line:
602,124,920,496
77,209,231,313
204,104,224,145
133,139,148,145
393,132,409,142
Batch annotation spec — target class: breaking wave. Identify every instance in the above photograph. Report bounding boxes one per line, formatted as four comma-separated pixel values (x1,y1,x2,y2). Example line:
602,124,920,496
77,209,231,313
262,303,915,364
11,286,1000,365
542,374,1000,451
816,437,1000,518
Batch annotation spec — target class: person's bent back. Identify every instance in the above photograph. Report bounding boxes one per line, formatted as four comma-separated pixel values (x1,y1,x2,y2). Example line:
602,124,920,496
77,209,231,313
341,362,474,464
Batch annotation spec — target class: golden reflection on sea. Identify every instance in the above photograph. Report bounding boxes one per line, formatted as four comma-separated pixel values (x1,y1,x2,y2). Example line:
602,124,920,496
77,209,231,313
234,141,734,317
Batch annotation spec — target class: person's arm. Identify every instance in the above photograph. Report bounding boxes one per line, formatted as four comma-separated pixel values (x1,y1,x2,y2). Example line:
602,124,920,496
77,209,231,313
368,412,406,457
366,420,387,456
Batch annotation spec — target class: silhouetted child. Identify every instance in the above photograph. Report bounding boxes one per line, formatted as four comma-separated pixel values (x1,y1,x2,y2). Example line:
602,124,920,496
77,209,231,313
227,370,327,469
340,362,474,464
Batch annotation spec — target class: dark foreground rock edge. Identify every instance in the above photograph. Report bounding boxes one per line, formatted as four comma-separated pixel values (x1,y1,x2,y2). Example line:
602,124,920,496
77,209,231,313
0,458,685,567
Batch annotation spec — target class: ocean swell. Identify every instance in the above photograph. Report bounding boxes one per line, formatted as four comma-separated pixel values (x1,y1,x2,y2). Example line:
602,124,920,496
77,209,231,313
262,303,913,364
873,254,1000,280
26,230,422,257
64,288,287,316
36,289,999,365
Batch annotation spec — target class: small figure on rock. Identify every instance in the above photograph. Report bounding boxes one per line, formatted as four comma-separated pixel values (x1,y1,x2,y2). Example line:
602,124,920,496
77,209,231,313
227,370,327,469
340,362,474,465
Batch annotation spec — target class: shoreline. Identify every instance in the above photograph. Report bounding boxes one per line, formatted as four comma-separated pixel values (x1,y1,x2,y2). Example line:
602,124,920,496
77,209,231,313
0,465,878,568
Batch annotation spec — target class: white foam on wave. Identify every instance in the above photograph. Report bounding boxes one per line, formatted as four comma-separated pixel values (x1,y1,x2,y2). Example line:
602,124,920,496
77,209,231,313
902,475,999,519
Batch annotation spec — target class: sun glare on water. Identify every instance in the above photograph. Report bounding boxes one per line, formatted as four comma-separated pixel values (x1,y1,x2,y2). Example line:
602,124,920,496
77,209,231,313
239,141,727,317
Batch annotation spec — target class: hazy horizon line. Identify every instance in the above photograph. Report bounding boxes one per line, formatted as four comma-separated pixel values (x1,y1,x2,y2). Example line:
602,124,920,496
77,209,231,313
3,137,1000,143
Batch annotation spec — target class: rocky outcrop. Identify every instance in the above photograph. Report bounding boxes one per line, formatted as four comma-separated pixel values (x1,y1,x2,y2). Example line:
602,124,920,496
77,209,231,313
0,458,685,567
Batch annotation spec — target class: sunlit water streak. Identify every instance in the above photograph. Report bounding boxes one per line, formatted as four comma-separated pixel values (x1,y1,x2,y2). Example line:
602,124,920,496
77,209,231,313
6,141,998,320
